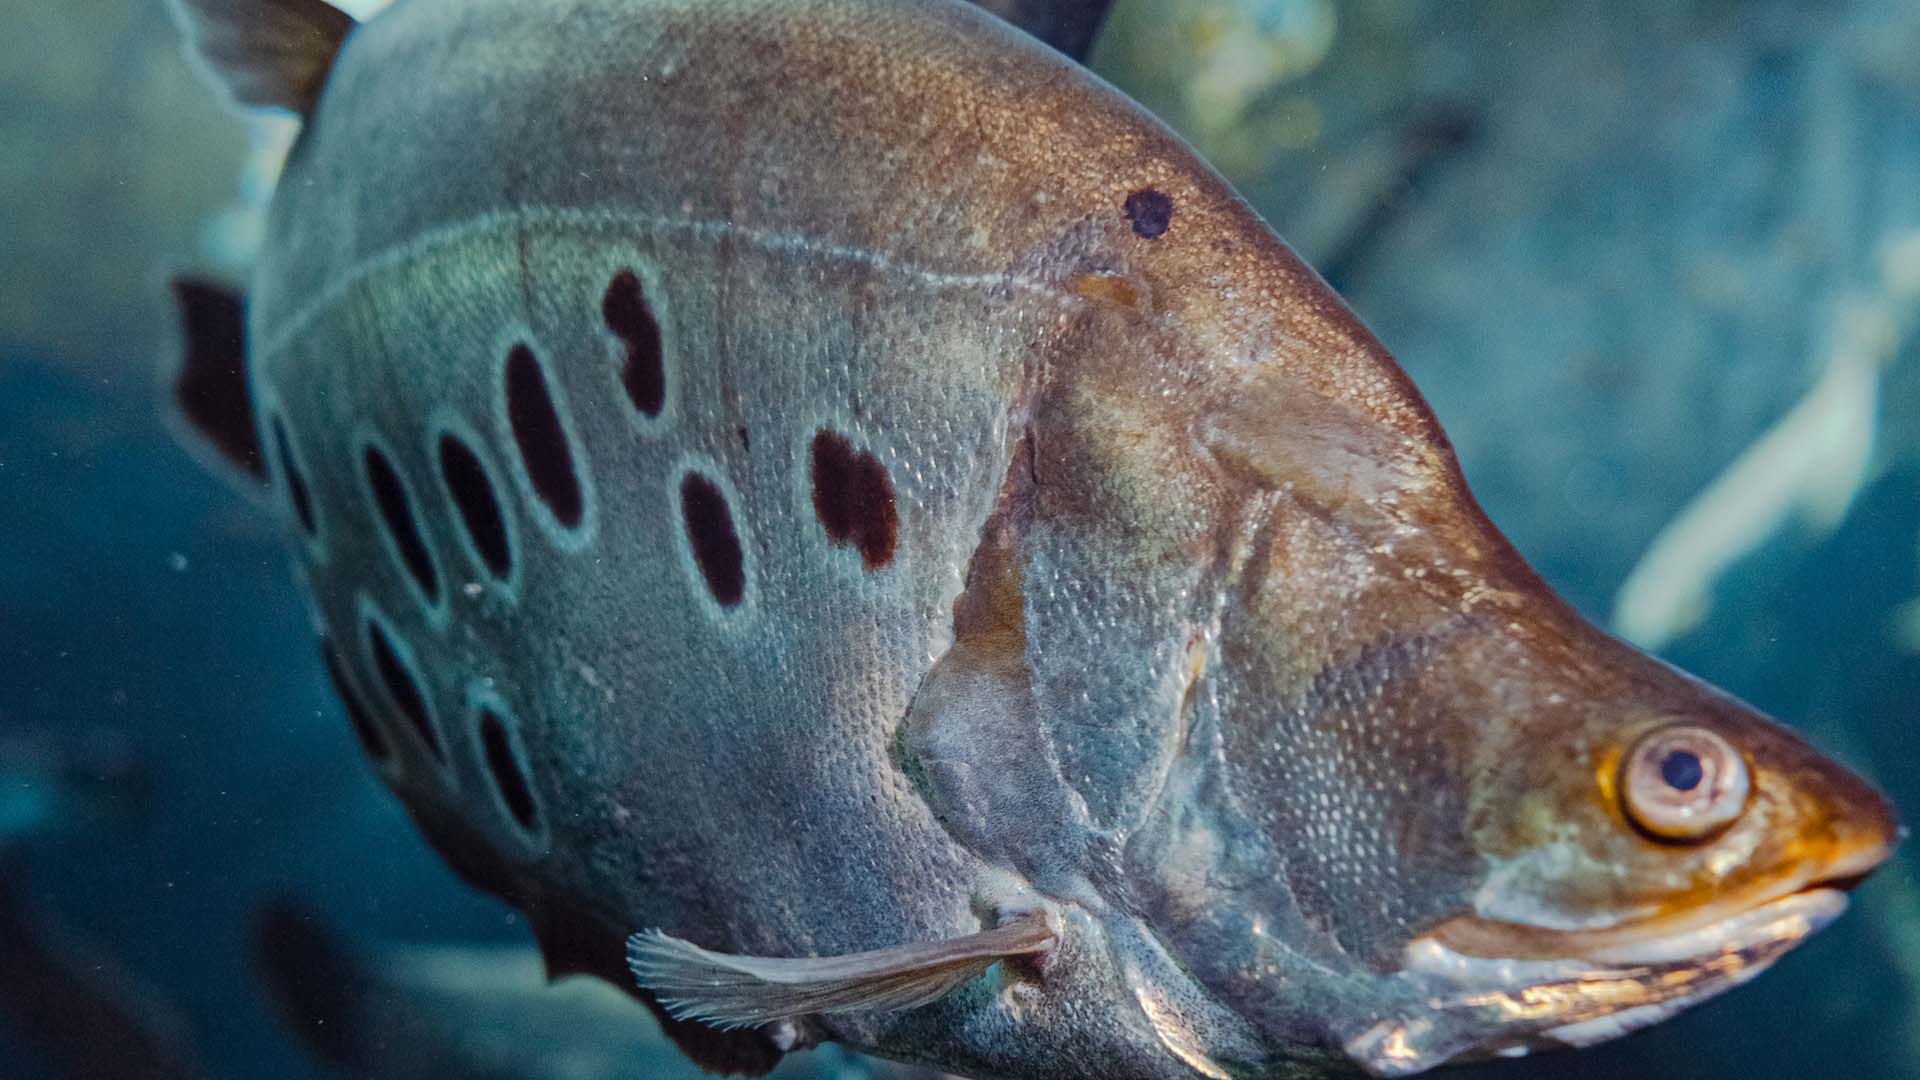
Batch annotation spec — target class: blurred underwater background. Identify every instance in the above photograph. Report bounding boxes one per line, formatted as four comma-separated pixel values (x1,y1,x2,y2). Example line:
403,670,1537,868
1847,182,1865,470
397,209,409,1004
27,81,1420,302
3,0,1919,1075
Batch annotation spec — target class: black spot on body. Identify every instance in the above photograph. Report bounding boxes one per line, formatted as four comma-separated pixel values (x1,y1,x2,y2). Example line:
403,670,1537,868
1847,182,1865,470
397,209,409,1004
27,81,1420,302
479,709,538,831
367,620,441,760
437,434,511,579
1124,188,1174,239
272,417,316,536
679,473,745,606
505,344,584,528
810,429,898,569
364,447,440,603
603,270,665,418
320,640,388,762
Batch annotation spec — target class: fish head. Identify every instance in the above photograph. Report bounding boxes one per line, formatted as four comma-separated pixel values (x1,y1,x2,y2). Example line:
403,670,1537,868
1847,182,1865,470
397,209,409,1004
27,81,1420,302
1139,309,1899,1074
1334,617,1901,1075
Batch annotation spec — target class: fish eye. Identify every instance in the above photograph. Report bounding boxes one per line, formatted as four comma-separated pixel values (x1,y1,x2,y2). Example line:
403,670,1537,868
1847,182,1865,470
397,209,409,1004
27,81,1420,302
1619,724,1750,841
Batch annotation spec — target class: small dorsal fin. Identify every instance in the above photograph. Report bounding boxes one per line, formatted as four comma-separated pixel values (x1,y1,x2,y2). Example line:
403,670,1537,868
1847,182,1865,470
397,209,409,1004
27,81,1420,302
169,0,356,115
974,0,1114,63
164,275,269,492
628,912,1056,1031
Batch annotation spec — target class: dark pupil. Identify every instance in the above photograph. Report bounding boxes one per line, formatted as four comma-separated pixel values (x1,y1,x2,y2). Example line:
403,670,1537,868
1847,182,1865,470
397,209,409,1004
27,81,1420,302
1660,749,1705,792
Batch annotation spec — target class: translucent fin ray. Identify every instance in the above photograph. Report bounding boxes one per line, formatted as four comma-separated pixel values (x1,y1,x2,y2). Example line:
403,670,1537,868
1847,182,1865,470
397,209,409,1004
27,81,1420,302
627,912,1055,1030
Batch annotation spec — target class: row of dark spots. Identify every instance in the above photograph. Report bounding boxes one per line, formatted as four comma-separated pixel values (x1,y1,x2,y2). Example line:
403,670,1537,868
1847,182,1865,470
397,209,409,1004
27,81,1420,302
278,334,562,602
679,472,744,607
437,434,511,578
368,619,441,761
273,414,513,590
810,429,897,569
279,322,900,624
506,343,584,530
365,618,538,836
320,622,540,838
289,232,1227,616
293,271,918,834
501,266,671,543
274,185,1158,621
678,428,899,609
610,266,901,602
676,427,899,609
279,285,681,847
604,269,665,418
365,446,440,603
478,707,538,830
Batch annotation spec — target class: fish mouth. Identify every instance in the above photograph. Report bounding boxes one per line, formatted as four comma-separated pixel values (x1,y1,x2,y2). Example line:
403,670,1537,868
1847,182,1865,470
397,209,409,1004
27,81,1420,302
1420,834,1893,963
1341,885,1855,1077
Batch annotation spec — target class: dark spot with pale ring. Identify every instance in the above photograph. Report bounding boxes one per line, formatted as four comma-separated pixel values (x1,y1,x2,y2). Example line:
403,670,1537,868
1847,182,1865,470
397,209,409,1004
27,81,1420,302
680,472,745,606
273,417,315,535
505,344,584,528
367,619,441,760
810,429,897,569
364,446,439,603
320,639,388,762
603,269,665,418
437,434,511,579
479,708,538,831
1124,188,1174,239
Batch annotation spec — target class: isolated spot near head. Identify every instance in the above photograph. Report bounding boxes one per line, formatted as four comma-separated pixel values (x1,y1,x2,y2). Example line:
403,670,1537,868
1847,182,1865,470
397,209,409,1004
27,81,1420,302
272,416,316,536
364,445,440,604
1124,188,1174,239
366,617,442,761
478,708,539,832
680,472,745,607
437,433,511,580
505,344,584,529
319,639,388,763
810,429,898,569
603,269,665,419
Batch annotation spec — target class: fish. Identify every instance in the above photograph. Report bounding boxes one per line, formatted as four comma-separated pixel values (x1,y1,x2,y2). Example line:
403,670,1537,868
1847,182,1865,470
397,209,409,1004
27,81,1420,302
252,900,955,1080
0,726,153,846
0,732,186,1079
161,0,1900,1076
0,858,203,1080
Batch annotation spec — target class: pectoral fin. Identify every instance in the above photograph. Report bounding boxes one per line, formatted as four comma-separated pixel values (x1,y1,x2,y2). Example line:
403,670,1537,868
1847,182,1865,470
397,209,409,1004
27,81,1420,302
627,912,1055,1030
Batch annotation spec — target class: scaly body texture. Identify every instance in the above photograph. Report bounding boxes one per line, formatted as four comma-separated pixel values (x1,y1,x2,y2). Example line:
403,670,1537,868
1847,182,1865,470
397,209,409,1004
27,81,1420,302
164,0,1897,1077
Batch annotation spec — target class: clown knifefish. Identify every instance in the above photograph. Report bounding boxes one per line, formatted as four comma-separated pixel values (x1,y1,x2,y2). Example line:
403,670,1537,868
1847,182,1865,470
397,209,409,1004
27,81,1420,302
164,0,1899,1076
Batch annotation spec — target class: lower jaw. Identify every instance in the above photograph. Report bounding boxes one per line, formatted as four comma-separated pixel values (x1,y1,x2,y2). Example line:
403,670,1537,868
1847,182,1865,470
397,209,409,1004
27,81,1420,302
1343,888,1848,1077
